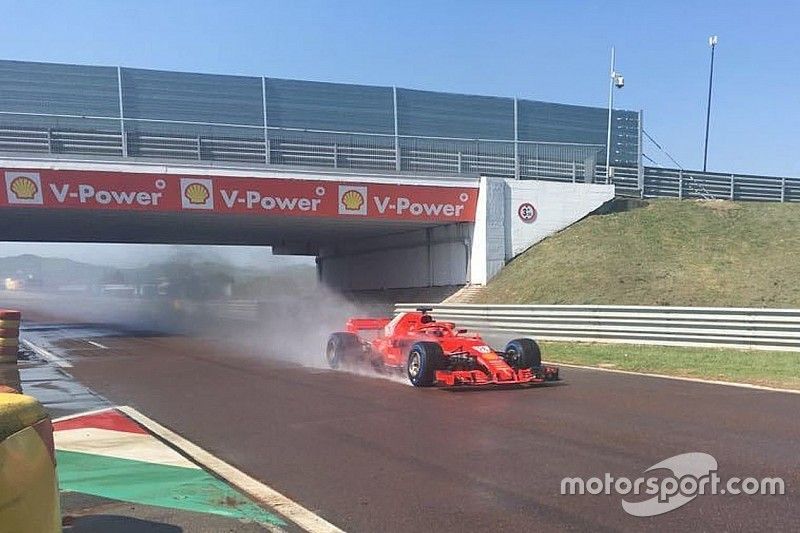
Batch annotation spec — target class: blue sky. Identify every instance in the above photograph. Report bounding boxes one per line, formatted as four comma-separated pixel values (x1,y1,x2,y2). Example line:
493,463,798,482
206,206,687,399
3,0,796,175
0,0,797,265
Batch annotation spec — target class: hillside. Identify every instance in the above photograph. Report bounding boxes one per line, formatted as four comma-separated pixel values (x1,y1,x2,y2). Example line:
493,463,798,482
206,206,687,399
474,200,800,307
0,254,114,287
0,253,317,295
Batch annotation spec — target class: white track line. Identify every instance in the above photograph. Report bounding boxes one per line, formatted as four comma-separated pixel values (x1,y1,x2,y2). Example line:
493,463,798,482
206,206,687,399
20,338,73,368
86,340,108,349
117,405,345,533
53,406,115,423
549,361,800,395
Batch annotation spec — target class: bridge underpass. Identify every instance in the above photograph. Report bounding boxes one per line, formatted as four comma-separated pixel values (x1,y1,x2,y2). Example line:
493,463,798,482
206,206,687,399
0,205,452,248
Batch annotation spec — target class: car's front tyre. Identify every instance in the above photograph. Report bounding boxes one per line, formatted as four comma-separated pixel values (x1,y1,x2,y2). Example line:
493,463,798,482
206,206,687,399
407,342,445,387
504,338,542,370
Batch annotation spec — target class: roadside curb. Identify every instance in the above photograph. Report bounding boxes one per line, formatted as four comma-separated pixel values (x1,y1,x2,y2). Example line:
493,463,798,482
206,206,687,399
54,407,288,530
117,406,345,533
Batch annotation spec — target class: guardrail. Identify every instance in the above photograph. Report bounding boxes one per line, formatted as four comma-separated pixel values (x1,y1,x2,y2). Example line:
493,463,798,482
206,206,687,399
614,166,800,203
394,303,800,352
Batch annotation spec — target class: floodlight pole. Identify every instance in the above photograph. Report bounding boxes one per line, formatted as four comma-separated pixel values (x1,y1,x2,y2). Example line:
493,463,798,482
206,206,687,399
703,35,718,172
605,47,616,183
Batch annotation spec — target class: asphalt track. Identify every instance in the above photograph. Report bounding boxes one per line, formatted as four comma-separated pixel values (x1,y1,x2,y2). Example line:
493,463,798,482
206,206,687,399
22,325,800,531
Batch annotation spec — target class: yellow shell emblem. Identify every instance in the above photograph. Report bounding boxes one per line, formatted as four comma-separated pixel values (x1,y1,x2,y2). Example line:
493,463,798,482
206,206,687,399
184,183,210,205
341,190,364,211
9,176,38,200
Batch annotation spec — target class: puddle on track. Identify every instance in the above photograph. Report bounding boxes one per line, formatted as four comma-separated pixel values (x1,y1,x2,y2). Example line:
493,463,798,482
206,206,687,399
9,324,116,418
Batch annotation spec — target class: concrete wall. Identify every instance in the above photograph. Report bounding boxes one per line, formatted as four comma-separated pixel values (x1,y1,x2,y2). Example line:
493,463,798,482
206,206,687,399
469,178,506,284
505,179,615,257
470,177,615,285
318,223,471,290
318,178,614,291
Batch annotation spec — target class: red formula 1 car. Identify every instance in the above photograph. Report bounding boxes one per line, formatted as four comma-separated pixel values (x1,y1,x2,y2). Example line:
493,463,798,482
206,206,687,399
325,307,559,387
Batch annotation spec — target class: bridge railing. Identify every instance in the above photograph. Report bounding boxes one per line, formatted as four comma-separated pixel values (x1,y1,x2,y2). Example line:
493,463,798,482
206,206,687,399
394,303,800,352
0,113,606,183
614,166,800,203
1,114,798,203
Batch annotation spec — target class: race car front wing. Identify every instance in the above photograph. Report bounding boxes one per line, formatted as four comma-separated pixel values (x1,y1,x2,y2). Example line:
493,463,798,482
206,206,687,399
433,365,560,387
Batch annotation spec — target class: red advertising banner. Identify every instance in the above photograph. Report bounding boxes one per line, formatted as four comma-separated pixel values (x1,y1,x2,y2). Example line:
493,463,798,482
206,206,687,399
0,168,478,222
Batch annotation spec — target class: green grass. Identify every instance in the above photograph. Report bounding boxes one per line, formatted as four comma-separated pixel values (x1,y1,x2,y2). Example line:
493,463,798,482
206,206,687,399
542,341,800,390
475,199,800,307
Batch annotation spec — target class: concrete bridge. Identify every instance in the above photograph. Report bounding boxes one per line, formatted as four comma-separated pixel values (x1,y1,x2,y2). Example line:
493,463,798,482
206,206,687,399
0,156,614,291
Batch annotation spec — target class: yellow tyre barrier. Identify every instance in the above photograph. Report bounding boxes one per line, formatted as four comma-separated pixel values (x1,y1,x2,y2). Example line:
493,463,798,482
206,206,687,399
0,392,61,532
0,310,20,365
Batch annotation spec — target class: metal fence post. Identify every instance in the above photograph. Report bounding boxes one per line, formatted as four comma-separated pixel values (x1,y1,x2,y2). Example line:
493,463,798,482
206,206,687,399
262,77,270,165
637,110,644,192
678,170,684,199
781,176,786,202
730,174,735,200
513,97,520,179
392,86,401,171
116,66,127,158
333,143,338,168
572,161,577,183
457,151,463,173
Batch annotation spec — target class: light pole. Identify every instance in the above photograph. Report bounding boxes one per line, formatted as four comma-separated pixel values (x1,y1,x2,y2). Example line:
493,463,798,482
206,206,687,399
703,35,718,172
605,47,624,183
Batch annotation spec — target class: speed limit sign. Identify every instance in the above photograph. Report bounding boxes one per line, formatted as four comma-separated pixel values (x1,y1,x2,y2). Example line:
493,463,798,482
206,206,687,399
518,202,537,223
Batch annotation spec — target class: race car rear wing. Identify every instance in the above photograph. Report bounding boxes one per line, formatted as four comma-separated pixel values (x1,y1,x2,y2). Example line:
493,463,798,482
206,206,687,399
345,317,392,335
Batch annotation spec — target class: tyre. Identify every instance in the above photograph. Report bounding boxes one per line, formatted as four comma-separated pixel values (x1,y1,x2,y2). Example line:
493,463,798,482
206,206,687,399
504,338,542,370
406,342,445,387
325,332,360,369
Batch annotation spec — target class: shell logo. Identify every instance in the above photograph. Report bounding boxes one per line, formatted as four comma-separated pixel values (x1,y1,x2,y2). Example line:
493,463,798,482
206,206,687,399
4,172,43,204
338,185,368,215
341,189,364,211
181,178,214,210
9,176,38,200
180,178,214,210
184,182,210,205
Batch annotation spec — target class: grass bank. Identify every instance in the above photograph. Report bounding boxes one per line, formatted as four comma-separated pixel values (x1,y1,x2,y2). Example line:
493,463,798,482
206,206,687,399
541,341,800,390
475,200,800,307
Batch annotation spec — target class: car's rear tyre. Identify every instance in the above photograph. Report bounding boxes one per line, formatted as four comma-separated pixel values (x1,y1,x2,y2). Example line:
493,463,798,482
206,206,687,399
326,332,360,369
407,342,445,387
504,338,542,370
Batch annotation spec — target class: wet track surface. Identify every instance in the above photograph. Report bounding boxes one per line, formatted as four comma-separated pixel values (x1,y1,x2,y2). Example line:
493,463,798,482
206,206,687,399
18,322,800,532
